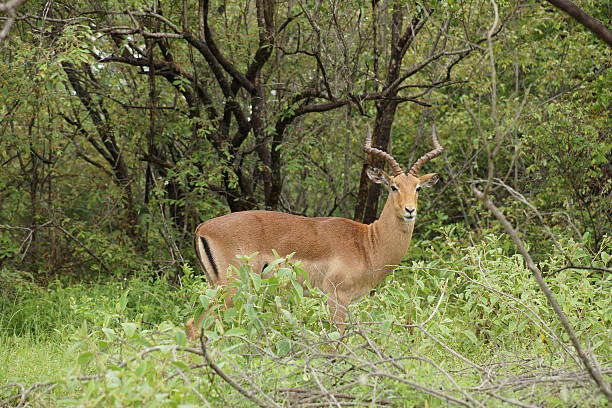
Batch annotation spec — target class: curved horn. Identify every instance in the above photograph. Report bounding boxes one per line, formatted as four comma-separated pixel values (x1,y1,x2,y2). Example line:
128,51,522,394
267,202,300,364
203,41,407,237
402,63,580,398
408,123,443,176
363,127,404,176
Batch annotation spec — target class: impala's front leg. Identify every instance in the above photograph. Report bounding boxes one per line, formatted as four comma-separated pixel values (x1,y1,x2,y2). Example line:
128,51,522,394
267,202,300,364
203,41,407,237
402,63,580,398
327,293,351,334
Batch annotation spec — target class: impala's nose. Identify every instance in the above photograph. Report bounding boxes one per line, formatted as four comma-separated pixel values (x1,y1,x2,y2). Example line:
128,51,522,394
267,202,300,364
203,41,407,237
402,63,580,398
405,208,415,215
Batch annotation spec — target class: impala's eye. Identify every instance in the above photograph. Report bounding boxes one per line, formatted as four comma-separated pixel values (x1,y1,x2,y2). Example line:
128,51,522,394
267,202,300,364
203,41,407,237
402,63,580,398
391,185,398,192
416,186,421,193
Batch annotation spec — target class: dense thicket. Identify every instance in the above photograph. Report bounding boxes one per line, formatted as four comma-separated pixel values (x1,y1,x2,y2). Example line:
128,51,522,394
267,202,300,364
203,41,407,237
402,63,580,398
0,0,609,277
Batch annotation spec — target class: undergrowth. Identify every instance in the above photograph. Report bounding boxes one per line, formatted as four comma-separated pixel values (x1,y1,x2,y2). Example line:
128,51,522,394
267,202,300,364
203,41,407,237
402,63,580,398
0,229,609,407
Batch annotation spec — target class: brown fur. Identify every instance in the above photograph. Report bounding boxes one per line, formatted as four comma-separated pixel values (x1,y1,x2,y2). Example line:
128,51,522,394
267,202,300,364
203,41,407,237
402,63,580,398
186,171,438,340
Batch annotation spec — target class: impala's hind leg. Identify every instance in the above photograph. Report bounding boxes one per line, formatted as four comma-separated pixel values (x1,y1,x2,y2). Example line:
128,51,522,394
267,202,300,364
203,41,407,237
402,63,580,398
186,268,239,341
186,314,205,341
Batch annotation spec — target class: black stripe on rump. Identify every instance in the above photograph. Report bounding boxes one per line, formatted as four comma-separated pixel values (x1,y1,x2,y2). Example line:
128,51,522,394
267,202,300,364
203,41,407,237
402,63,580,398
200,236,219,278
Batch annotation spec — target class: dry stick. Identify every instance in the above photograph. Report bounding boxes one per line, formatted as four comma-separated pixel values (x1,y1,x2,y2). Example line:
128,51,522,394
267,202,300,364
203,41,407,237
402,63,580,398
279,388,394,406
368,371,471,407
308,364,342,408
439,264,576,363
471,186,612,401
474,178,573,264
485,392,538,408
406,355,486,408
548,265,612,276
20,383,57,408
209,340,284,408
0,0,28,41
198,332,280,408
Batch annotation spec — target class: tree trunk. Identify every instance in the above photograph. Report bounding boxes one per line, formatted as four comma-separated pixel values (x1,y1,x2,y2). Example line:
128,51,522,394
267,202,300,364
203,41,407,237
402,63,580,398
354,100,399,223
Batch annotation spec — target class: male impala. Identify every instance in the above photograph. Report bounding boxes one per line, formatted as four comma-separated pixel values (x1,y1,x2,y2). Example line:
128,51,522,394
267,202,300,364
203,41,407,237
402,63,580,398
187,126,443,340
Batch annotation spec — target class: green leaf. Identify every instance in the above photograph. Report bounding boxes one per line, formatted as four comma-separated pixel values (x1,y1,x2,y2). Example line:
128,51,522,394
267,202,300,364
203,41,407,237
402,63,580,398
121,322,137,338
135,361,149,377
381,319,393,332
77,352,95,368
263,257,285,273
158,345,174,354
245,303,258,323
224,327,247,337
105,370,121,388
251,272,262,291
199,294,210,309
280,308,296,325
291,280,303,298
171,360,190,371
328,331,341,341
117,290,129,313
276,340,291,355
102,328,116,341
464,330,478,345
175,330,187,346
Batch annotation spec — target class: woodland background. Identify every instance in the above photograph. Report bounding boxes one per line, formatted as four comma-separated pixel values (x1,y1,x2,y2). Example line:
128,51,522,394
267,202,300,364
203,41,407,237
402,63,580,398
0,0,610,407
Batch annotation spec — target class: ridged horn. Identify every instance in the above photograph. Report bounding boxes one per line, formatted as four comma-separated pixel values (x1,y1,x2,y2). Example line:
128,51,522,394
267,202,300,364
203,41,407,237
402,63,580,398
363,127,403,176
408,123,443,176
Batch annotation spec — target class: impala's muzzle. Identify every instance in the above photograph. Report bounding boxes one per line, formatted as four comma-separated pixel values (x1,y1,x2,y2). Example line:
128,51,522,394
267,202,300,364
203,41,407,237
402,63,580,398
403,208,417,221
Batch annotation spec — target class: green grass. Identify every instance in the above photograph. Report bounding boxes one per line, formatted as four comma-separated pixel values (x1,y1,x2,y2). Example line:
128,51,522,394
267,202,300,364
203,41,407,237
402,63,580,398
0,334,73,386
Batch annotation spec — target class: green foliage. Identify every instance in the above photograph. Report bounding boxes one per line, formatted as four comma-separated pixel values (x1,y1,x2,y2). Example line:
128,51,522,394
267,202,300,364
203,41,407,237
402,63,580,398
1,238,609,406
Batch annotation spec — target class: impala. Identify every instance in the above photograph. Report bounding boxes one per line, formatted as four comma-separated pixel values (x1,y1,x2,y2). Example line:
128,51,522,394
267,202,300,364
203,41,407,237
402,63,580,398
187,126,443,340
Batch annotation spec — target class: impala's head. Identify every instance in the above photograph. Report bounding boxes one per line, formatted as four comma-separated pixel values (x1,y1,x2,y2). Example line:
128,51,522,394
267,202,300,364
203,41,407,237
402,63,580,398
364,124,443,222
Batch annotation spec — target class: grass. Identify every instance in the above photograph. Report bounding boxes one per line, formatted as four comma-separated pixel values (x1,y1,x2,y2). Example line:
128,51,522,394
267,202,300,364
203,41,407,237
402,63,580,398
0,334,74,386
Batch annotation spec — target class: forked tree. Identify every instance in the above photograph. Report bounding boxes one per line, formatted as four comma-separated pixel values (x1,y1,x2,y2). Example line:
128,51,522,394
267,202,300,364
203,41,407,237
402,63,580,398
187,126,443,340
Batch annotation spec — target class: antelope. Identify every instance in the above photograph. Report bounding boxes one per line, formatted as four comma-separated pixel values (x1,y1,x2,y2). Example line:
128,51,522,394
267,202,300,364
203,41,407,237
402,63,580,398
187,126,443,340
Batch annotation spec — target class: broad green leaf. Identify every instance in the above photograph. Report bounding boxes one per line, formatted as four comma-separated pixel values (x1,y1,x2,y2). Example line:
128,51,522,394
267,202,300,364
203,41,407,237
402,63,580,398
77,352,95,368
171,360,190,371
291,280,303,298
464,330,478,345
175,330,187,346
121,322,137,338
276,340,291,355
102,328,116,341
224,327,247,337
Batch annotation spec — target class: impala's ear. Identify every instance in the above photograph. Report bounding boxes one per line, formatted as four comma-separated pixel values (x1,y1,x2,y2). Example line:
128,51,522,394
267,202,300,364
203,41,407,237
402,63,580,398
366,167,392,186
418,173,439,188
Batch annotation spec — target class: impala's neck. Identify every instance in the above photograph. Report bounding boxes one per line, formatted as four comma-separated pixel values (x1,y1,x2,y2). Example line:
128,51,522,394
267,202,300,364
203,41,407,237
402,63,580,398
367,197,415,273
